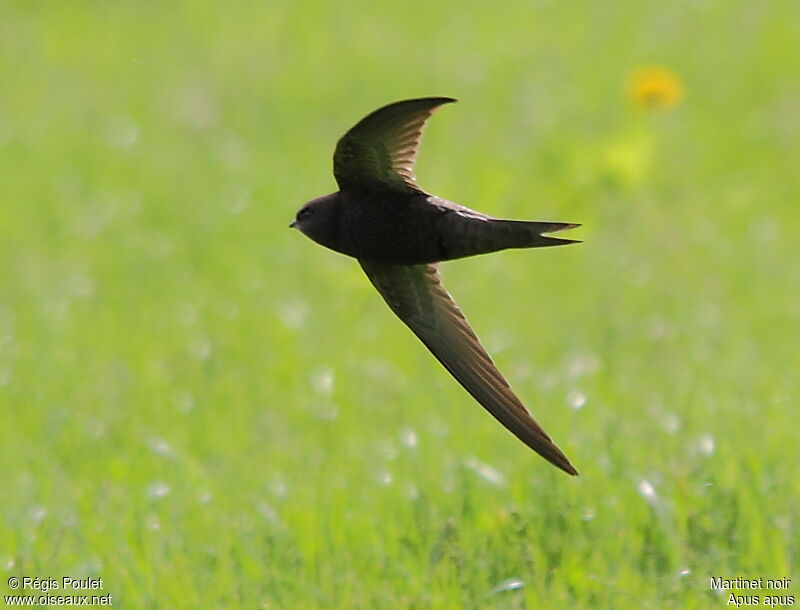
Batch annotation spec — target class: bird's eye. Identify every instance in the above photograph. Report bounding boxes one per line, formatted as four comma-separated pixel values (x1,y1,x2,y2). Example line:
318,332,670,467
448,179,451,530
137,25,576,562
297,207,313,221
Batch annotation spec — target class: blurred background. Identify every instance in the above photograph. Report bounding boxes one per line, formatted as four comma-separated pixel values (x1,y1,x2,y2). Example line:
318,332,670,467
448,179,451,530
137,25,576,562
1,1,798,607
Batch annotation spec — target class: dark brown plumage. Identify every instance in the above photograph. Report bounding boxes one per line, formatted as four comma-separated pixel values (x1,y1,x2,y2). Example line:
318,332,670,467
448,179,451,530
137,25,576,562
292,97,580,475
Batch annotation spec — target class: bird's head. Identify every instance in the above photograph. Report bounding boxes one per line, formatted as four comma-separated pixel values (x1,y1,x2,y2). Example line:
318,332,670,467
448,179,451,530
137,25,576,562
290,192,341,250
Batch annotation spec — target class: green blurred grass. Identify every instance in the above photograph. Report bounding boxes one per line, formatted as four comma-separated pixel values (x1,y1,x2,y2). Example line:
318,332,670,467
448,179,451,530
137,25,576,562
1,1,799,607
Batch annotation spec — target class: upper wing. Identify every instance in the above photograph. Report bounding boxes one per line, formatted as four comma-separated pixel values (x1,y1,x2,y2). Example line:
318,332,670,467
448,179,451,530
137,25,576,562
333,97,456,192
359,260,578,476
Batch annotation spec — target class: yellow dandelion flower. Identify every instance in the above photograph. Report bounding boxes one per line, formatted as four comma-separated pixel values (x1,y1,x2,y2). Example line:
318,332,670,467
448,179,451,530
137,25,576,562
628,66,684,111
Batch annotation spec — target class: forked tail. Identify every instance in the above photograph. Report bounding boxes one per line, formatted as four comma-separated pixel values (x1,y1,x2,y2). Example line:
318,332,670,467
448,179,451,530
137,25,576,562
439,216,581,261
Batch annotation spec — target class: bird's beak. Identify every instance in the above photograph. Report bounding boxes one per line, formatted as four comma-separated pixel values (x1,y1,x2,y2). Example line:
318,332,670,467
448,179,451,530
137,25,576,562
289,220,297,229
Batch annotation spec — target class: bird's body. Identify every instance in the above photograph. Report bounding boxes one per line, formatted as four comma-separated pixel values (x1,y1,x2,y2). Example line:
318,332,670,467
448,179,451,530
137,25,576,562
303,188,577,265
292,97,581,475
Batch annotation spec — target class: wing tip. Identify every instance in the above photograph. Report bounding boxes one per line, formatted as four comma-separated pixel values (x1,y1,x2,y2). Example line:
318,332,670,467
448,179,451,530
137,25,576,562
541,445,579,476
404,96,458,107
560,461,580,476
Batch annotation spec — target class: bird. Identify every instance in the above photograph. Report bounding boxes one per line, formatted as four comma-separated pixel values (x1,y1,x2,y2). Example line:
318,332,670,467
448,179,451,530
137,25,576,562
291,97,580,475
